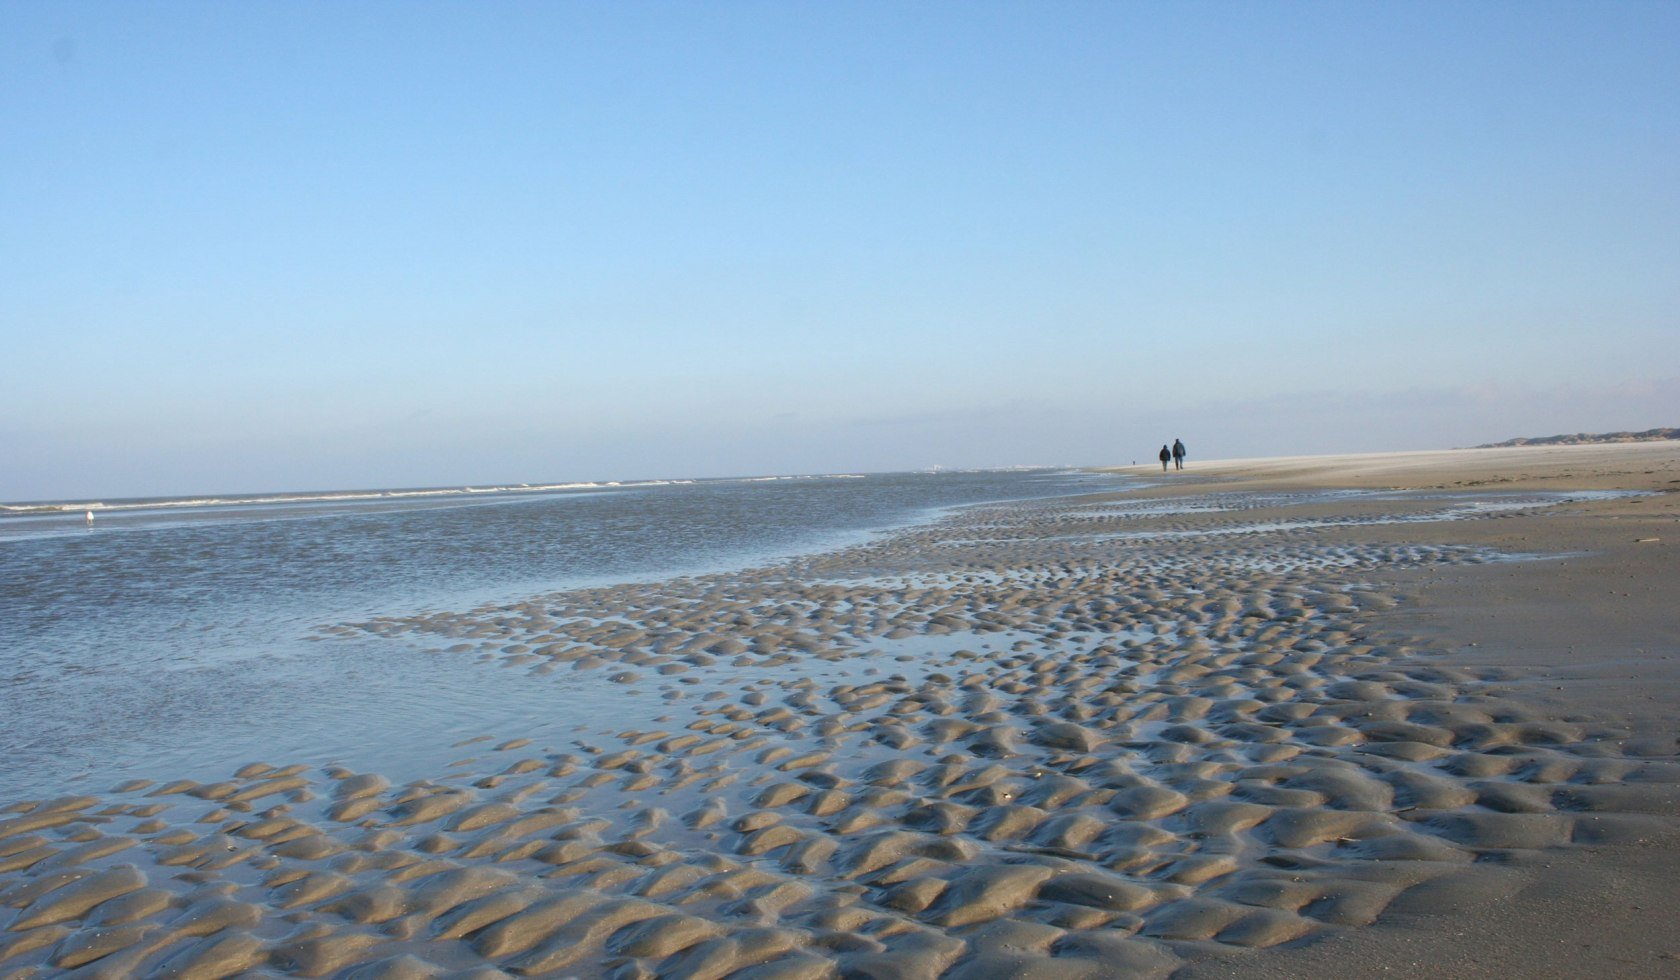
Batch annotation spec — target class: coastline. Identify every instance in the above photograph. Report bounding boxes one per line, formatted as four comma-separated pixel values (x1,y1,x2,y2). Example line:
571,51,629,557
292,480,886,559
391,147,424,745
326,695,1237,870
1,445,1675,976
0,470,1123,802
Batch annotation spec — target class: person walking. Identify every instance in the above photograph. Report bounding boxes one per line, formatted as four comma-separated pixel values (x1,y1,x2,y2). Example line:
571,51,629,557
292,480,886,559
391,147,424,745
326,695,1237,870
1158,445,1171,472
1172,439,1186,470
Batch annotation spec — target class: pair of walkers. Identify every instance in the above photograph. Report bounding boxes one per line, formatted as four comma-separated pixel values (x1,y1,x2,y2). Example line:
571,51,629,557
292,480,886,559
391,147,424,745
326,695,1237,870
1158,439,1186,472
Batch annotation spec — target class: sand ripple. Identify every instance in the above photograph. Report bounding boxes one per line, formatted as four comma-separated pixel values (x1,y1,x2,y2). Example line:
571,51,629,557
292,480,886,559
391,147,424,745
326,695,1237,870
3,487,1675,976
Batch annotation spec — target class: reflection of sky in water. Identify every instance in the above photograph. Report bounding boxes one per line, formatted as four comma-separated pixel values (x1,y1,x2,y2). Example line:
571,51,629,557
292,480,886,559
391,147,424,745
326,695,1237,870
1065,490,1636,544
0,478,1603,801
0,470,1132,800
1,619,1153,800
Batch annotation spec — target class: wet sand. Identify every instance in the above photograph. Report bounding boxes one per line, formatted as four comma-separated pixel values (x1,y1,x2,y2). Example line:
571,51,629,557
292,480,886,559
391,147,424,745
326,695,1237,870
1157,442,1680,978
2,443,1675,977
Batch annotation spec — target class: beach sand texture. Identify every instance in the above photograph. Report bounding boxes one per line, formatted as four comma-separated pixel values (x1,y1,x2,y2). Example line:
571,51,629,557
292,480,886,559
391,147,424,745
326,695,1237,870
1,442,1675,978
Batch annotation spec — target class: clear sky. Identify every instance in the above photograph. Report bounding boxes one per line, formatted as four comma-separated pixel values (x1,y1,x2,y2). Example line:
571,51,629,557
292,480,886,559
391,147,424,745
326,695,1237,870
3,2,1676,500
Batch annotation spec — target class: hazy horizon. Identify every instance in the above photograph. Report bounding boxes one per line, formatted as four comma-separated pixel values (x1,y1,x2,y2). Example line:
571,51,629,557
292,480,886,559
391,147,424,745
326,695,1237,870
11,420,1679,506
5,3,1676,502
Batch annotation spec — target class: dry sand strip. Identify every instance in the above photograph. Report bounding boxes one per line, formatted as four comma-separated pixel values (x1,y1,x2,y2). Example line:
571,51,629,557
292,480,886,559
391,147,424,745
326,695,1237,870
1,443,1676,978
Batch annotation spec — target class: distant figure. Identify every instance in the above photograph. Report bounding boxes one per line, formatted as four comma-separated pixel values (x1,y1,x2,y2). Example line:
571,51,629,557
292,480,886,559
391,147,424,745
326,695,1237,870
84,510,94,525
1158,445,1171,472
1172,438,1186,470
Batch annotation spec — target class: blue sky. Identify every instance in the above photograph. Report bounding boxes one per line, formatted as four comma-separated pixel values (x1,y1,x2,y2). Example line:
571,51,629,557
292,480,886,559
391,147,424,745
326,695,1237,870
3,2,1676,499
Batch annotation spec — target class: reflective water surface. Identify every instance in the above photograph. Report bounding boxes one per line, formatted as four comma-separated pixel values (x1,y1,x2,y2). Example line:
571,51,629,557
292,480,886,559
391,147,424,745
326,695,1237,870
0,469,1127,798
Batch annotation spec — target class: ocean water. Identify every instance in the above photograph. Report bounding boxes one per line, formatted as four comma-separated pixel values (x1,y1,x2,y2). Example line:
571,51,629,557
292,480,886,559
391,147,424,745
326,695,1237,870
0,468,1124,799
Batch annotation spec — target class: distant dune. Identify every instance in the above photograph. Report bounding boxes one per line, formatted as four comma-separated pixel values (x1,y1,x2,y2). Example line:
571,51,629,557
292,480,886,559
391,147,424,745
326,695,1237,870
1474,426,1678,448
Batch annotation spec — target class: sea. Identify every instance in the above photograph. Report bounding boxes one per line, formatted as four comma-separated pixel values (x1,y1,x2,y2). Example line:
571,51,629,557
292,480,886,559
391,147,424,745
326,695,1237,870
0,468,1127,800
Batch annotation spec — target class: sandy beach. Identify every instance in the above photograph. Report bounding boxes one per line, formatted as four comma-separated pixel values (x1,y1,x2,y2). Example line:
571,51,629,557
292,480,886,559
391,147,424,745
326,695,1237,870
1127,441,1680,978
2,443,1676,978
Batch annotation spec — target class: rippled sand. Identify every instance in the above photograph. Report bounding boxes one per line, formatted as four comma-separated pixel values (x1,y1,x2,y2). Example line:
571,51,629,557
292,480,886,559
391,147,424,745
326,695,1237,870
3,444,1675,977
